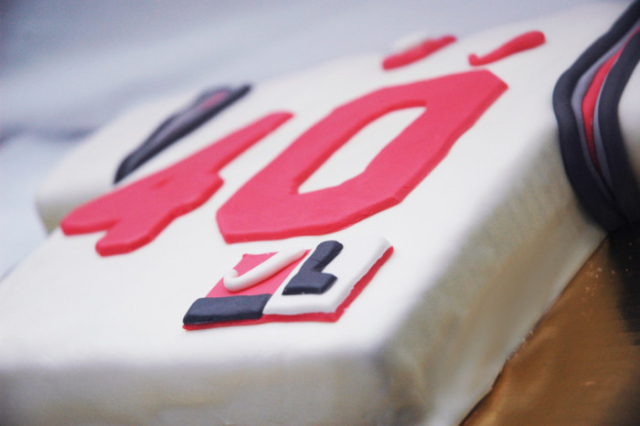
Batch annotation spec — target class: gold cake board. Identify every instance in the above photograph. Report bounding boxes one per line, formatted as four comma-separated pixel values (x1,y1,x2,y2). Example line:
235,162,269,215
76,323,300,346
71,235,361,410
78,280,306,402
464,229,640,425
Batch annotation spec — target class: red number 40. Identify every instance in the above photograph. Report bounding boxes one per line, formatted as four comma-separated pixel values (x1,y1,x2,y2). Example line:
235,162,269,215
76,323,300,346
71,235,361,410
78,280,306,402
62,70,506,256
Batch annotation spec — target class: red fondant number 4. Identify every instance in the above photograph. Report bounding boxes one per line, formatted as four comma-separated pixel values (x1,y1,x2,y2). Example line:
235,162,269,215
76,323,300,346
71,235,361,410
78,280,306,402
62,70,507,256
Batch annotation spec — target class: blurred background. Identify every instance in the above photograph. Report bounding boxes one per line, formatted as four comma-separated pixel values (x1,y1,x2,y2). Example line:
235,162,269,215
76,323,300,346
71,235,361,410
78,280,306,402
0,0,616,276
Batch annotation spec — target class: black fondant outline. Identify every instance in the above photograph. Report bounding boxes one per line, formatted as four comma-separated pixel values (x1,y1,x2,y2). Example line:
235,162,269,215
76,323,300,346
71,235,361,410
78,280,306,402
570,21,640,195
553,0,640,231
598,30,640,223
283,241,343,295
114,85,251,183
593,84,615,190
183,294,270,325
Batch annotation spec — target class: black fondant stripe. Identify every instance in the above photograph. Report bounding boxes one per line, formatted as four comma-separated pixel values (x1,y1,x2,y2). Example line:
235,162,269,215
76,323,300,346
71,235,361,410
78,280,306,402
114,85,251,183
598,30,640,223
183,294,270,325
283,241,343,295
553,0,640,231
593,83,615,190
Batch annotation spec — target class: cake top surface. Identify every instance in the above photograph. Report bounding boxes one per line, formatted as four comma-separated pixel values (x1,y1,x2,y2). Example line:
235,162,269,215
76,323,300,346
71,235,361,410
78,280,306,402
6,3,616,356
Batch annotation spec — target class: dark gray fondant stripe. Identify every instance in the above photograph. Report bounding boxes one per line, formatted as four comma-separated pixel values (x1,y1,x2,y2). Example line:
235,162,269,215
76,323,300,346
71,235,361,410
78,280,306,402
114,85,251,183
283,241,343,295
183,294,271,325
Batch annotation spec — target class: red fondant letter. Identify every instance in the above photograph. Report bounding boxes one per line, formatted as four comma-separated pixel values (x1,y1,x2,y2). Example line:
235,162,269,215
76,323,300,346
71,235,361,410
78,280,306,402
61,113,292,256
217,71,507,243
468,30,545,66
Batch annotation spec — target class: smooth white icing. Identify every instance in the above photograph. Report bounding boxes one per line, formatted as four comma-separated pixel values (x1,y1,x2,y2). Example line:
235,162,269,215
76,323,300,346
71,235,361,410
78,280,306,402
263,235,391,315
390,31,433,53
1,4,632,425
223,246,306,292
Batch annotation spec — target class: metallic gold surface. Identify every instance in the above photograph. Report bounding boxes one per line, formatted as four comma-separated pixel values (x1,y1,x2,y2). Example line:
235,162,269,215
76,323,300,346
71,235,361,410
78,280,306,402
464,229,640,426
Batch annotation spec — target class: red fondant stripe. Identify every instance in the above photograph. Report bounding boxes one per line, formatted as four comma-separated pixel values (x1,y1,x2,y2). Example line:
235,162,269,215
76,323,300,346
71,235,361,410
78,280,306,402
581,52,622,169
469,30,545,66
382,35,456,70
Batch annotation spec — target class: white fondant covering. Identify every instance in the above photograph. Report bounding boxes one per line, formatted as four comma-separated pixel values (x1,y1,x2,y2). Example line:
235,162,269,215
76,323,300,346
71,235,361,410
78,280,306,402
1,4,634,425
224,246,306,292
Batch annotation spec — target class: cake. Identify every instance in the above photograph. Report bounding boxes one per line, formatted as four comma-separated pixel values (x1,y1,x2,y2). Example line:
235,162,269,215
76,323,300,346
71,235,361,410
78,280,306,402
1,2,639,424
